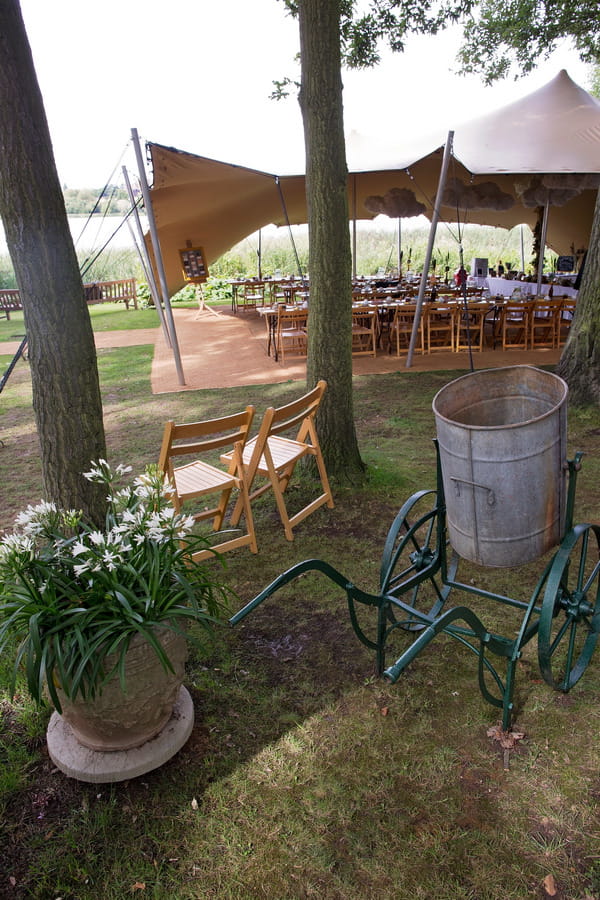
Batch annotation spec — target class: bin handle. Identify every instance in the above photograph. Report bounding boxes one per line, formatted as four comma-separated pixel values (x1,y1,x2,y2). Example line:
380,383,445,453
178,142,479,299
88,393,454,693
450,476,496,506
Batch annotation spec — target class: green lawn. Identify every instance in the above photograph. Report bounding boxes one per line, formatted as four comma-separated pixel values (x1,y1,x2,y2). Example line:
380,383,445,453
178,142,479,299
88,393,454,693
1,332,600,899
0,303,166,344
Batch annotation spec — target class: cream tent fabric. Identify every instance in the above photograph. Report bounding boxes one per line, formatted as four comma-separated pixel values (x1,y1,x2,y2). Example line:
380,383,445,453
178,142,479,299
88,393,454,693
454,69,600,174
146,70,600,297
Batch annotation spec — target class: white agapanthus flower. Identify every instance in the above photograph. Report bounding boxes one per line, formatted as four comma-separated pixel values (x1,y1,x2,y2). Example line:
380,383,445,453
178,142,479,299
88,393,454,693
71,540,88,557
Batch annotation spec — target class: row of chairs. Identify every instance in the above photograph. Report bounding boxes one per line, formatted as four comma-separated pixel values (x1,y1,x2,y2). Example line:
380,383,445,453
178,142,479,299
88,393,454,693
271,297,576,362
387,297,576,356
158,381,334,562
499,298,576,351
236,280,309,312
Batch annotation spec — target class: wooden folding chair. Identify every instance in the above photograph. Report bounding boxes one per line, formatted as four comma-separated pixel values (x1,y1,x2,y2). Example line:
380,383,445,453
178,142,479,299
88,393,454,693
158,407,258,562
530,298,560,349
455,302,488,352
502,301,533,350
424,302,456,352
276,307,308,362
557,298,577,346
389,303,424,356
351,307,378,356
224,380,334,541
239,281,265,312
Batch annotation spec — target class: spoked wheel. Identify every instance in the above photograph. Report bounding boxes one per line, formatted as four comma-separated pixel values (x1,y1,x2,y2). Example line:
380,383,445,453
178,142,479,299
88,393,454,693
379,489,452,629
538,523,600,691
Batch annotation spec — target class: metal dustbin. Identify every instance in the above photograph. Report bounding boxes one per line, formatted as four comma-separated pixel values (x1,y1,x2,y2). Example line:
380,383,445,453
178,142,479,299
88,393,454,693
432,365,568,567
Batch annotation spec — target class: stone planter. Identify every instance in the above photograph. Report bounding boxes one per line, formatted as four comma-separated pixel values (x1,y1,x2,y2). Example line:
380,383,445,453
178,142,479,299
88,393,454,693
54,627,188,752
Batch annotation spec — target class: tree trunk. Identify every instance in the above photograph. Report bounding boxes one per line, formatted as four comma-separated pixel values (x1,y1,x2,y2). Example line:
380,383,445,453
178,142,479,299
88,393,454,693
297,0,365,480
0,1,107,523
557,188,600,403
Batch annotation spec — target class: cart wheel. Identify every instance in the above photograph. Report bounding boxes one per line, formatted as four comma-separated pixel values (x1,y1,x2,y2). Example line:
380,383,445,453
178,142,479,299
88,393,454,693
538,523,600,691
379,489,450,627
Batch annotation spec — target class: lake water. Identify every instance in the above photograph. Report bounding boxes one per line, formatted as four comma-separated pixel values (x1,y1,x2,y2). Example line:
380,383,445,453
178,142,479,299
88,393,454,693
0,215,147,254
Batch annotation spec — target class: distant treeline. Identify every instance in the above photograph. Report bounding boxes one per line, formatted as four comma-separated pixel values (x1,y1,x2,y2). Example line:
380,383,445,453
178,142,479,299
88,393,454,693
62,185,133,216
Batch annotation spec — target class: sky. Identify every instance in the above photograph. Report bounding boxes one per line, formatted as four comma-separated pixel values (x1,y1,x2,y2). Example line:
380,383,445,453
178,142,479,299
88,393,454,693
18,0,594,190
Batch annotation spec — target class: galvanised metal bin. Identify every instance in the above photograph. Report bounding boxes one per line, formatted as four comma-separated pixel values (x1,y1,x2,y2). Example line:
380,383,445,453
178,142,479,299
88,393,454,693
432,365,568,567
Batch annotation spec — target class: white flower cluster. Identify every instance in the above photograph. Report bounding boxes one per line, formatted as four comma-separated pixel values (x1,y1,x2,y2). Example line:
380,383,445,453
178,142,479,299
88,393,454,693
0,461,197,586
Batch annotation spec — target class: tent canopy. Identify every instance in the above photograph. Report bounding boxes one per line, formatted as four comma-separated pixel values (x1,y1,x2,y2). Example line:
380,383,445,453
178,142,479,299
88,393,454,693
146,70,600,297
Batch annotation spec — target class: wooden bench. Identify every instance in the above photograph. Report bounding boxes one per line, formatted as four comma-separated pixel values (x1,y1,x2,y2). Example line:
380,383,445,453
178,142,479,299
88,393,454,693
84,278,138,310
0,289,23,321
0,279,138,318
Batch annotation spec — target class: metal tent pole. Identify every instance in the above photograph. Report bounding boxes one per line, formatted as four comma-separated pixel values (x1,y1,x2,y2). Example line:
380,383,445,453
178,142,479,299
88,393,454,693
536,199,550,296
398,219,402,277
122,165,171,345
131,128,185,385
257,228,262,279
406,132,454,368
352,175,357,280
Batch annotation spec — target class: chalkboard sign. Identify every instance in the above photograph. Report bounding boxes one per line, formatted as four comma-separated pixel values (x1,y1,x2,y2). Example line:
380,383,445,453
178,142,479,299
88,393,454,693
556,255,575,273
179,246,208,283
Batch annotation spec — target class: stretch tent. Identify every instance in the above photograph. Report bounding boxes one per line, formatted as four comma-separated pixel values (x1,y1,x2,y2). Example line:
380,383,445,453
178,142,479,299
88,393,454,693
145,70,600,297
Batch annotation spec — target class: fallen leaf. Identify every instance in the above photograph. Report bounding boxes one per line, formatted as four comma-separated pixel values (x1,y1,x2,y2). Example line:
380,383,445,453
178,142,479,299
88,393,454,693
543,873,557,895
380,707,389,716
131,883,146,892
191,797,198,810
487,725,525,749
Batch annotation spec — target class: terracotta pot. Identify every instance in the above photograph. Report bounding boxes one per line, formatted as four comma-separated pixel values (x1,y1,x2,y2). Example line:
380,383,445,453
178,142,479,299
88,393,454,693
55,627,188,751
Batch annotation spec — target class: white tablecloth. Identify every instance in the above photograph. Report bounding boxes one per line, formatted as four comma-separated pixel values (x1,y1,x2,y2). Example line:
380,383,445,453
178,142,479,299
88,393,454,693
485,277,578,299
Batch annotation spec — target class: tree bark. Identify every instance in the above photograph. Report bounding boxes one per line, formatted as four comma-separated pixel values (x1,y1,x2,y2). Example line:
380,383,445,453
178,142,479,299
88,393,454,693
0,0,107,522
297,0,365,480
557,188,600,403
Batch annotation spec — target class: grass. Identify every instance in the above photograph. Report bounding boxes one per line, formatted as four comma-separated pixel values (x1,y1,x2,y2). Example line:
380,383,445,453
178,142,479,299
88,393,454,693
2,306,600,898
0,304,161,343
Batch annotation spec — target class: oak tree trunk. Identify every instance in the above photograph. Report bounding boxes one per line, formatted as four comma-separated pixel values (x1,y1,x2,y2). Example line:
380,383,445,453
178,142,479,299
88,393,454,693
297,0,365,480
0,0,107,522
557,188,600,403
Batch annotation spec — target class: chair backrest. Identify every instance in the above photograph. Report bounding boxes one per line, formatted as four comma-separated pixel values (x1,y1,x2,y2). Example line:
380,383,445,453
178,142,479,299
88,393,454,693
159,407,255,479
277,307,308,329
263,379,326,439
245,381,327,480
503,300,533,321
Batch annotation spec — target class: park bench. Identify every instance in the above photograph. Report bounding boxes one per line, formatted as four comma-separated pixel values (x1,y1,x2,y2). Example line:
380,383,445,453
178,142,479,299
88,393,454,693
0,279,137,318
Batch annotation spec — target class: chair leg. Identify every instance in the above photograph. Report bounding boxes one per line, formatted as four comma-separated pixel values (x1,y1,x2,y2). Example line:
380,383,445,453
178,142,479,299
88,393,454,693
212,487,233,531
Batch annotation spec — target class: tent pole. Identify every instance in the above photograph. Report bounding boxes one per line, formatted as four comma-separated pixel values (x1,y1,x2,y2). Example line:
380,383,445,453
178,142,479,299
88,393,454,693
275,176,305,282
122,165,171,346
398,219,402,277
352,174,357,280
536,198,550,295
257,228,262,279
131,127,186,386
406,131,454,368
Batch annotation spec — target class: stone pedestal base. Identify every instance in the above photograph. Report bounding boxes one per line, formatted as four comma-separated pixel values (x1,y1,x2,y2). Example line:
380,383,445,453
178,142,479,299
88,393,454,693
47,686,194,783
